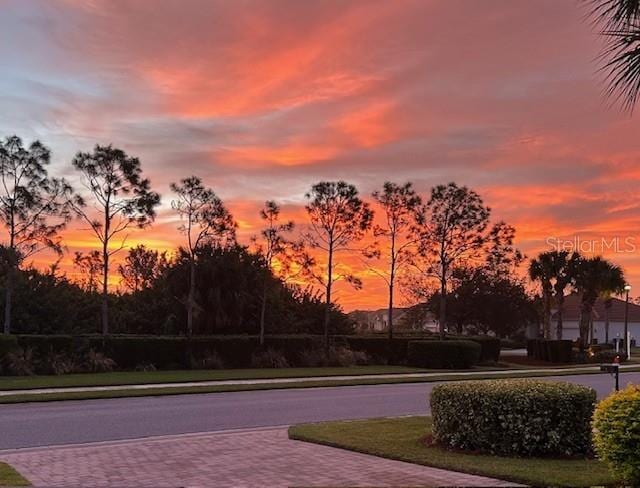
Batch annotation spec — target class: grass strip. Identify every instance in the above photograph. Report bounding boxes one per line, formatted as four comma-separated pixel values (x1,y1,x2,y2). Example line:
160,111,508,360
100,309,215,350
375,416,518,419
0,462,29,487
288,416,615,487
1,366,638,404
0,366,426,391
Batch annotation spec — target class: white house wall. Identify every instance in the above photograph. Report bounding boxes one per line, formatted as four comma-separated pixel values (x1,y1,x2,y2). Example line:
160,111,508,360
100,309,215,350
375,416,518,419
561,320,640,344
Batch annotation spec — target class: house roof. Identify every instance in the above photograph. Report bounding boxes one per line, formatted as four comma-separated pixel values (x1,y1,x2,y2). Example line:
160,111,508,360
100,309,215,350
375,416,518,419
552,293,640,321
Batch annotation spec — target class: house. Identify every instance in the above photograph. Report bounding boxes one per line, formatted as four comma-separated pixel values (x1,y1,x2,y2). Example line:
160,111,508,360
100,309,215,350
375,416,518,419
348,307,438,333
552,294,640,345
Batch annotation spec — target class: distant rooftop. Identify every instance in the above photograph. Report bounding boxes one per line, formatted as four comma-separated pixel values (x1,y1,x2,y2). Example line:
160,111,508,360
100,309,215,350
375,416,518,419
552,293,640,321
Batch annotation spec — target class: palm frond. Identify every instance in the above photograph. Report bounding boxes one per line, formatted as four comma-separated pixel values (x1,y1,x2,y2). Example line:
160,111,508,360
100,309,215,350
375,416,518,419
588,0,640,112
588,0,640,28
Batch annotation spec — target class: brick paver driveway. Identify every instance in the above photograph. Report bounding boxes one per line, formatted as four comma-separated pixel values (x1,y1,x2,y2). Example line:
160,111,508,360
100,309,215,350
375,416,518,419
1,427,517,487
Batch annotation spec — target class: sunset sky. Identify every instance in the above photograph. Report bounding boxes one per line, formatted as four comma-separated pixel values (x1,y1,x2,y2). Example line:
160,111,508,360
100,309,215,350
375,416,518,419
2,0,640,311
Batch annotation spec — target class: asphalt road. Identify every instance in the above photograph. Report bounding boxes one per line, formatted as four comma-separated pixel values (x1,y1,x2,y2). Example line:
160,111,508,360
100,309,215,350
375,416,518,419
1,372,638,450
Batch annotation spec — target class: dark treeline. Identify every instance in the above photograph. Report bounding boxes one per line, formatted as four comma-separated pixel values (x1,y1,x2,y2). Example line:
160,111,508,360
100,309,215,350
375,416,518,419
0,134,629,346
0,244,351,336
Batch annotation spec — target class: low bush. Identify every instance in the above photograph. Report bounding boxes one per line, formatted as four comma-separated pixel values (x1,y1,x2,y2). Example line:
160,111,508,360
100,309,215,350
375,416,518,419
407,340,481,369
37,350,80,375
251,348,289,368
431,379,596,456
341,336,413,364
327,346,369,367
296,345,370,367
590,349,628,364
84,350,116,373
189,350,225,370
297,347,326,367
593,384,640,485
3,347,35,376
134,362,157,372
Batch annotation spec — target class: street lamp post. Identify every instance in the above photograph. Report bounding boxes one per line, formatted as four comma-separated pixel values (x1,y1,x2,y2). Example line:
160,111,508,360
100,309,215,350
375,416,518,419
624,284,631,360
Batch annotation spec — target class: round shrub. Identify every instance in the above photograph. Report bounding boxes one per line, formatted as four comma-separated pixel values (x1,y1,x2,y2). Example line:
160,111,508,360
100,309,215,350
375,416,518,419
430,379,596,456
589,349,627,364
593,384,640,485
250,348,289,368
408,340,481,369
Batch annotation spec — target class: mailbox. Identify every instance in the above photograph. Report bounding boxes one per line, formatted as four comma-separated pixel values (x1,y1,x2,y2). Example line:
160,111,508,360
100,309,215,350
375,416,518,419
600,363,620,390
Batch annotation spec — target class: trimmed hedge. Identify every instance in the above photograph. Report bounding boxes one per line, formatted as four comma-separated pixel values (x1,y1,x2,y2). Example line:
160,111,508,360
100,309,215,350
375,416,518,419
0,335,19,356
590,350,628,364
407,340,481,369
341,336,415,364
431,379,596,457
593,384,640,485
465,336,500,362
3,334,328,370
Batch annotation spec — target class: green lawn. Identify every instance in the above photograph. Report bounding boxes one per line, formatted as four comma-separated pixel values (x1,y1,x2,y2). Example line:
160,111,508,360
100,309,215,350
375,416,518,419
0,462,29,487
0,366,424,391
288,416,616,487
1,365,638,404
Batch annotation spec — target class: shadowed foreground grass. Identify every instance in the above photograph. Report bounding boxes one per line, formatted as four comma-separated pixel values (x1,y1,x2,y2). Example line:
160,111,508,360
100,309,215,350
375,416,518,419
0,366,425,391
288,416,616,487
0,462,29,487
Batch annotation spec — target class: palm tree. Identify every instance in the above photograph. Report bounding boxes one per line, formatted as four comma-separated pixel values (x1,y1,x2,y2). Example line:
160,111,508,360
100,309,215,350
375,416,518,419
600,266,627,343
529,253,555,338
574,256,625,347
549,251,581,340
589,0,640,111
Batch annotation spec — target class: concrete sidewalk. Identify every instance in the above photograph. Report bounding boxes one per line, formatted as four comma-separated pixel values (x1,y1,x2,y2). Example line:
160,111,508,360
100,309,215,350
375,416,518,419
0,427,521,487
2,364,637,398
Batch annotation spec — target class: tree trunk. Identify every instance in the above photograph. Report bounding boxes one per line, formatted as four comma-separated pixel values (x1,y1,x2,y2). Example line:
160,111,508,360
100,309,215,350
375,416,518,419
387,235,396,341
387,278,394,341
259,281,267,346
542,291,551,339
3,266,13,335
604,301,611,344
323,246,333,355
187,258,195,338
101,242,109,335
556,293,564,340
439,277,446,340
579,301,591,349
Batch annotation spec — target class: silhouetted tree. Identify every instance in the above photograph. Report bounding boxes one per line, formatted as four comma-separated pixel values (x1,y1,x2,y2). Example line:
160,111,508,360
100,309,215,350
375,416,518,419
0,135,74,334
70,145,160,335
484,221,524,278
574,256,625,347
529,250,581,339
254,201,294,345
302,181,373,350
369,182,422,339
118,244,169,292
549,251,580,340
170,176,236,337
418,183,490,339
